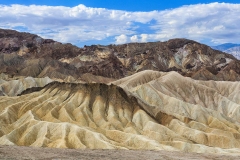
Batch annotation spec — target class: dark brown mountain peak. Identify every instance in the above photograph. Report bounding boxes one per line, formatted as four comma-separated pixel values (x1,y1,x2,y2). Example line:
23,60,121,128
0,28,240,81
0,28,81,59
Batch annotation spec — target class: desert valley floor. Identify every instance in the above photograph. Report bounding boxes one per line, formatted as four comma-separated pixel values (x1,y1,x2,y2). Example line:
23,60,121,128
1,145,240,160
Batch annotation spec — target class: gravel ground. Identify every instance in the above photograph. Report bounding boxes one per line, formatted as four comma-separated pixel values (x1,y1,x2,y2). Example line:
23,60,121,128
0,145,239,160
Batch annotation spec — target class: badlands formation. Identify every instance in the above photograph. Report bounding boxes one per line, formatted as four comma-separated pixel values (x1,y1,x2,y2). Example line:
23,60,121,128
0,29,240,156
0,71,240,154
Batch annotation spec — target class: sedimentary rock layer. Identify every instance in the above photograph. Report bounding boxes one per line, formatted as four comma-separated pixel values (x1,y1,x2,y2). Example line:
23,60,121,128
0,77,52,96
0,71,240,154
1,28,240,81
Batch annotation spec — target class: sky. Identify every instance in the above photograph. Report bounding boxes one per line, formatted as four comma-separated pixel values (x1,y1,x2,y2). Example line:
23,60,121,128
0,0,239,47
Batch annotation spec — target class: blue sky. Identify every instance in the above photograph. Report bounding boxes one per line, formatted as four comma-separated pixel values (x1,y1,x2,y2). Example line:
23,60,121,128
0,0,240,46
1,0,240,11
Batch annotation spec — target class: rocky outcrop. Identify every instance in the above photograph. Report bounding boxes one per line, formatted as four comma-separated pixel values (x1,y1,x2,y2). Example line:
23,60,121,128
0,29,240,81
0,29,80,58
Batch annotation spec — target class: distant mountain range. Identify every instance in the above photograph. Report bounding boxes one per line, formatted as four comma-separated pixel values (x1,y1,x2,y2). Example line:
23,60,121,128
212,43,240,59
1,28,240,82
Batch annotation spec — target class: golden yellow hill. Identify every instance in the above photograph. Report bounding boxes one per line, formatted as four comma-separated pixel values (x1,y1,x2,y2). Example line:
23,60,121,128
0,70,240,154
0,77,52,96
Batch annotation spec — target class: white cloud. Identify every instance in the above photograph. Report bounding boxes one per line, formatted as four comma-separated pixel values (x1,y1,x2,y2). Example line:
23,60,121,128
130,35,138,42
0,4,140,44
140,34,148,42
153,2,240,44
115,34,128,44
0,3,239,45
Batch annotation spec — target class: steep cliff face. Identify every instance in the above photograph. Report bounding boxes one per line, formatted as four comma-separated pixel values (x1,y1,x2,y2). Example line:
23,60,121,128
0,29,240,81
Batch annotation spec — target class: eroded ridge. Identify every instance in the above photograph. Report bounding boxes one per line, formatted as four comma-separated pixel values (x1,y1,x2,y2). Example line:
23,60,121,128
0,71,240,154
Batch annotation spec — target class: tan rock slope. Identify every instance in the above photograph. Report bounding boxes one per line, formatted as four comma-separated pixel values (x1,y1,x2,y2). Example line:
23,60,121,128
0,76,52,96
0,70,240,154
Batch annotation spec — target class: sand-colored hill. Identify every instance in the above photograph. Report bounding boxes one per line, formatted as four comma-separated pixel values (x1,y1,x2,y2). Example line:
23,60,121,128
0,77,52,96
0,70,240,154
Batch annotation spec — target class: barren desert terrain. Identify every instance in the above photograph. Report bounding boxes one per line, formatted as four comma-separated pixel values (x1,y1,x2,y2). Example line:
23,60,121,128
1,145,240,160
1,29,240,159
